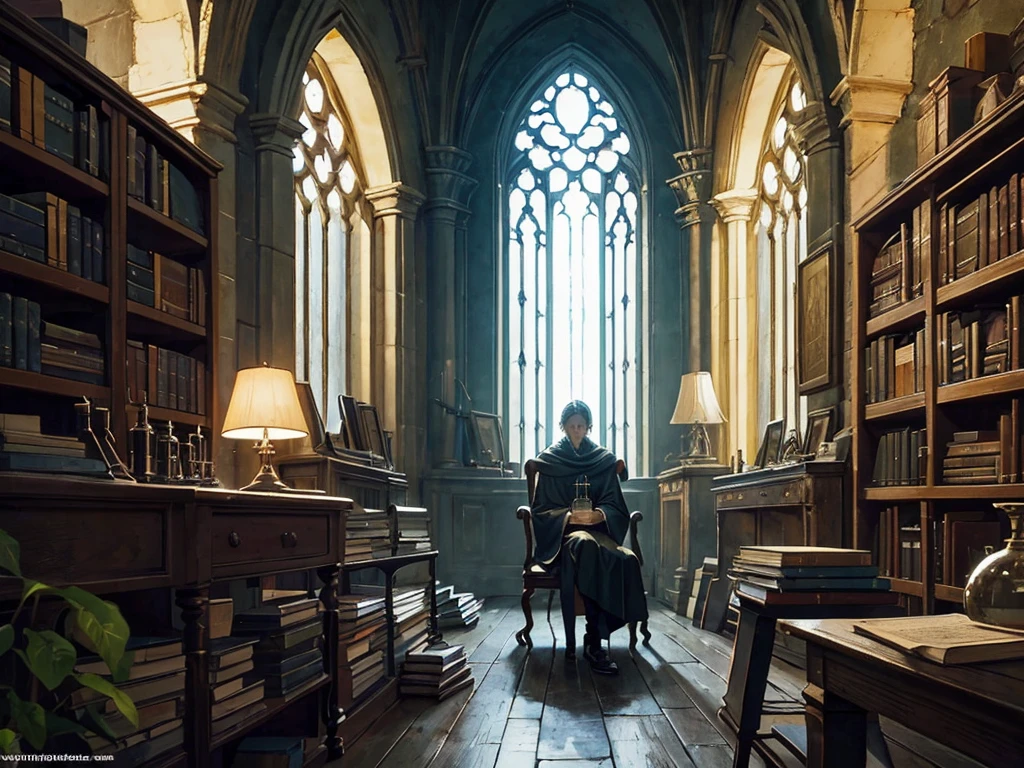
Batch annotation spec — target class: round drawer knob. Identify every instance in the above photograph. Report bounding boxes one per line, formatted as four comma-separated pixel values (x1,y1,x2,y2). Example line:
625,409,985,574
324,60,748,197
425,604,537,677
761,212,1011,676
281,531,298,548
228,532,241,548
759,491,768,497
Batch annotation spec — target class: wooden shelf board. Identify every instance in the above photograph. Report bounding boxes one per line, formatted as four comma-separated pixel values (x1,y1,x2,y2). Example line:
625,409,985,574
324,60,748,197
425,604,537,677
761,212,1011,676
934,584,965,603
936,249,1024,310
0,250,109,303
862,486,926,501
930,484,1024,500
210,674,329,751
865,296,926,338
141,405,209,427
937,370,1024,404
888,578,924,598
338,678,398,745
127,197,208,256
0,366,107,400
0,129,109,200
127,300,206,338
865,392,926,421
303,745,328,768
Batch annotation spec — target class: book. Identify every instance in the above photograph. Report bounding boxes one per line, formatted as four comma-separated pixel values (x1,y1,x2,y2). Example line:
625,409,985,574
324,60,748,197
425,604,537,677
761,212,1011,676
729,559,879,580
208,636,257,669
729,572,891,593
209,598,233,639
852,613,1024,664
403,644,465,667
735,582,897,606
736,546,873,567
76,652,185,680
233,736,304,768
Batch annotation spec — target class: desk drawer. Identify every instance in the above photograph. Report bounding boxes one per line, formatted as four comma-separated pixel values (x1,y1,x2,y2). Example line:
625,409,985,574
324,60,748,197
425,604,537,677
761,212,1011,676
211,512,332,568
717,480,806,508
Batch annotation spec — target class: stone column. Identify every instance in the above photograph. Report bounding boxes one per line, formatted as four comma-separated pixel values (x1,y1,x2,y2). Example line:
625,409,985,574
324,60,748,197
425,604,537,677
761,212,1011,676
668,149,713,373
136,80,248,488
365,183,425,488
711,189,757,461
422,147,478,468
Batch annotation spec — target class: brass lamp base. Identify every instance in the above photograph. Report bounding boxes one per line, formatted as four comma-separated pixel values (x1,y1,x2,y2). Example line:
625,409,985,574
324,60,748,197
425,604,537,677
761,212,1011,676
239,430,294,493
679,423,715,465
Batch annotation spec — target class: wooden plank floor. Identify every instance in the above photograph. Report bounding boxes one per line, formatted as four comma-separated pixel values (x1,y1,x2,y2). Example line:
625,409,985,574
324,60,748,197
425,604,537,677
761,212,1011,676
333,597,982,768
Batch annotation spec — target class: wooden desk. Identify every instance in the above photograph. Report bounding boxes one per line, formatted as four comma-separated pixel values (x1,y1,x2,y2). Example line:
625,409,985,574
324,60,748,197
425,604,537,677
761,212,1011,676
0,474,353,768
780,618,1024,768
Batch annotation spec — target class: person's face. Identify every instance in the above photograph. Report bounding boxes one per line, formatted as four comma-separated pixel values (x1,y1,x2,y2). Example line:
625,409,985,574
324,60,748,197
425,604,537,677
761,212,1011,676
563,414,589,447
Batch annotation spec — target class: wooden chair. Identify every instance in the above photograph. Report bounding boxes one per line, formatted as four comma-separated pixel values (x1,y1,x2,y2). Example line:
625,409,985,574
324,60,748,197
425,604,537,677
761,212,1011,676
514,458,652,657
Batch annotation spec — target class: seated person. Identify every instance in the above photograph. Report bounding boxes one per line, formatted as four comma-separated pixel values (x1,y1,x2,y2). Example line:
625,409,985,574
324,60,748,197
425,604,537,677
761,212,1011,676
529,400,649,675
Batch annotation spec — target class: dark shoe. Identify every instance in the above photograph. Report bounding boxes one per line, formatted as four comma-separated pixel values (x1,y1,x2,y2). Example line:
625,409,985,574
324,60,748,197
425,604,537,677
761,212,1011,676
584,643,619,675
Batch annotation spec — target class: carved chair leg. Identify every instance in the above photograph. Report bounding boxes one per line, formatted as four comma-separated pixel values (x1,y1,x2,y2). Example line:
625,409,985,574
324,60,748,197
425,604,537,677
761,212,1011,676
641,620,652,645
628,622,637,649
516,586,535,648
560,575,577,661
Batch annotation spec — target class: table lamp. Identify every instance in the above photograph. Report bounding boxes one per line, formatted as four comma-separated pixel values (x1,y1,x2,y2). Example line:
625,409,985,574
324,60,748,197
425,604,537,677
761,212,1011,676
221,364,309,492
670,371,726,464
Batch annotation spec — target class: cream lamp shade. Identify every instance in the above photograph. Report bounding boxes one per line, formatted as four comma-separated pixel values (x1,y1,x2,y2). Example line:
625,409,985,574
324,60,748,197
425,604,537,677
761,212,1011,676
670,372,726,425
221,366,309,441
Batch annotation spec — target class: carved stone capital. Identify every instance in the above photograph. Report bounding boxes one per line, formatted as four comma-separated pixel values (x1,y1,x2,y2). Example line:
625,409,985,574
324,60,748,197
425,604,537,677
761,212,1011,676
424,146,477,213
829,75,913,128
712,188,759,224
134,79,248,144
667,148,713,226
790,100,837,155
365,182,426,219
249,113,305,157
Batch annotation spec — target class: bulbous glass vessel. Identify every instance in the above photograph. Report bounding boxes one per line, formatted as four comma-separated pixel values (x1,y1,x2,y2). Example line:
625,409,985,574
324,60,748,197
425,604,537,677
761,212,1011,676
963,503,1024,630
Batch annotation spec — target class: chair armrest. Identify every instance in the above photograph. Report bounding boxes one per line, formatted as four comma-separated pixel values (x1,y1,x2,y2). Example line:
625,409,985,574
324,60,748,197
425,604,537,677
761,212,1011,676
517,505,534,570
629,510,644,567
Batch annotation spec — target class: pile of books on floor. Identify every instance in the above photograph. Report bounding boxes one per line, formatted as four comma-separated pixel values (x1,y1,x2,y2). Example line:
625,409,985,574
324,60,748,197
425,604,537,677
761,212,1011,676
75,636,186,763
345,504,393,563
436,583,483,629
728,546,893,606
392,505,432,555
399,644,473,701
235,596,326,706
337,594,387,710
207,634,263,738
351,583,432,659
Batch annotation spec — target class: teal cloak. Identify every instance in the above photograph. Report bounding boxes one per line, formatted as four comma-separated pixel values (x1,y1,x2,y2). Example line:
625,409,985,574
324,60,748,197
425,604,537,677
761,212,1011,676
530,436,648,639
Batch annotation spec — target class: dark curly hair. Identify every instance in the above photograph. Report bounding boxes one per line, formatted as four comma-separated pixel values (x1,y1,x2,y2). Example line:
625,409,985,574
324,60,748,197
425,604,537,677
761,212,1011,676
559,400,593,429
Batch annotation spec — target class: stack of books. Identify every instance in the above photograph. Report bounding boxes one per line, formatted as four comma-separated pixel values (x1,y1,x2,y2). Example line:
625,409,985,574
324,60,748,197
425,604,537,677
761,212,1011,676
351,583,432,659
941,429,1008,485
40,321,104,385
399,645,473,700
337,594,387,710
392,505,432,555
235,597,325,703
436,584,483,629
0,191,106,281
75,636,186,763
207,635,264,738
345,505,392,563
0,412,83,459
729,546,893,606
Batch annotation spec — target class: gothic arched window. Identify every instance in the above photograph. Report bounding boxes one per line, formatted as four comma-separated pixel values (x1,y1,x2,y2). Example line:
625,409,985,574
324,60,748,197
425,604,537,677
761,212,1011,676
506,69,641,468
755,76,808,436
293,59,372,431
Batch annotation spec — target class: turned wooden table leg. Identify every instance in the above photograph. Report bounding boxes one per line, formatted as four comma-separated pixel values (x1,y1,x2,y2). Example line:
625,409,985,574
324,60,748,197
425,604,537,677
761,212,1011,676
177,585,211,768
318,563,344,761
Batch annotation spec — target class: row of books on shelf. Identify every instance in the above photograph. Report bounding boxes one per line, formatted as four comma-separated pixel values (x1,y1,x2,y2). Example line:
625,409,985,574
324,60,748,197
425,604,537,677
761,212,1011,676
127,123,205,235
728,546,894,607
399,644,473,701
337,594,388,710
941,424,1019,485
344,504,433,563
938,301,1023,385
0,411,83,458
939,172,1024,284
0,54,109,179
0,191,106,282
127,244,207,325
871,428,927,486
1,294,107,383
865,328,926,403
877,506,1003,588
869,217,924,318
126,340,207,415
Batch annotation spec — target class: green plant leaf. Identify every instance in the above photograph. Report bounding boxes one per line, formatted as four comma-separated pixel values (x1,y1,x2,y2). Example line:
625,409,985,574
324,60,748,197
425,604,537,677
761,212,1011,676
6,690,45,751
59,588,129,673
77,702,117,743
22,629,76,691
44,712,85,738
110,649,134,685
74,673,138,729
0,728,16,754
21,579,50,604
0,530,20,577
0,624,13,657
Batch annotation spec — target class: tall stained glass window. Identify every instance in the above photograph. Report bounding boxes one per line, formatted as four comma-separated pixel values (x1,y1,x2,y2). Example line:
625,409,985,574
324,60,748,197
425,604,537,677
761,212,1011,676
756,77,808,436
506,70,640,468
293,60,371,432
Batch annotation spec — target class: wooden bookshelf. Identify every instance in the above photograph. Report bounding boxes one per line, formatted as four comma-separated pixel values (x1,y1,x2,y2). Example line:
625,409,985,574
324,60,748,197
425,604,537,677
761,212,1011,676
0,3,219,462
853,83,1024,616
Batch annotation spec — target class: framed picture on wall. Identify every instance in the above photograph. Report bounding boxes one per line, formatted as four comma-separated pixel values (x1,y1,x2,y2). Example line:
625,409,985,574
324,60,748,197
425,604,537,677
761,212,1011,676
339,394,366,451
469,411,506,467
802,407,836,456
797,242,833,394
358,402,391,468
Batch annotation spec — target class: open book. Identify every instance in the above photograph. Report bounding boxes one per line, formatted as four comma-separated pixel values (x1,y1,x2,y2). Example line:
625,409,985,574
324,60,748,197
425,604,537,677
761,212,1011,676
852,613,1024,665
